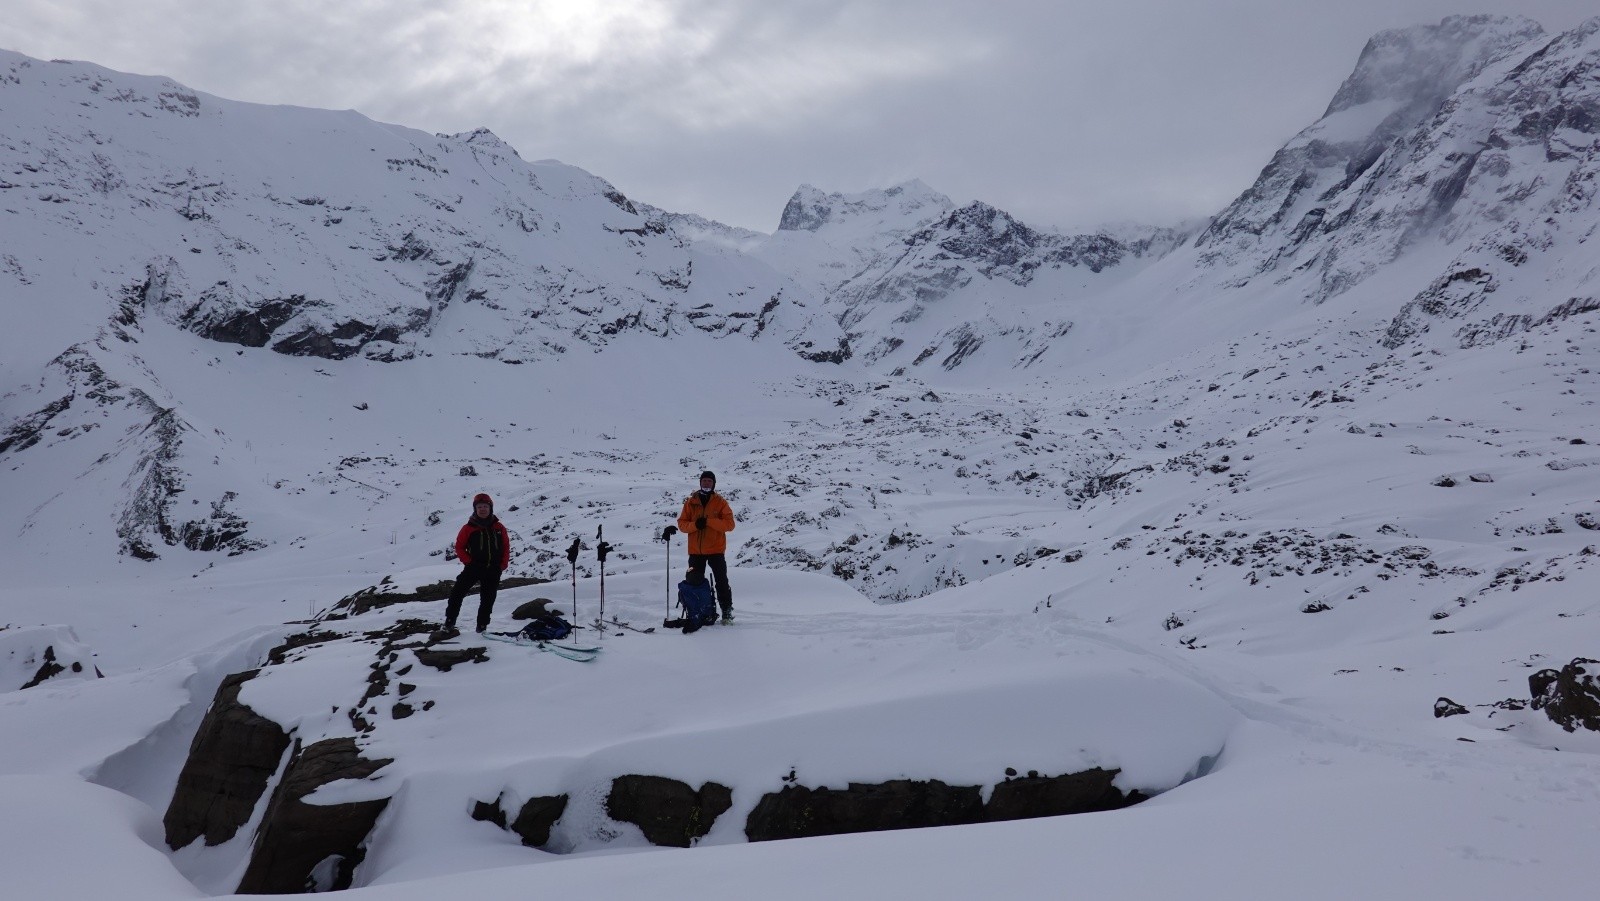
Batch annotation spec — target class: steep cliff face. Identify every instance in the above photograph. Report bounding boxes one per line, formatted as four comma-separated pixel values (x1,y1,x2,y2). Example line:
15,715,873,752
1379,18,1600,349
1194,15,1548,294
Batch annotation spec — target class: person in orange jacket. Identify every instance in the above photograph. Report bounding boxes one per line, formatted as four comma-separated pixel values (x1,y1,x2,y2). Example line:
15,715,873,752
444,493,511,634
677,470,736,622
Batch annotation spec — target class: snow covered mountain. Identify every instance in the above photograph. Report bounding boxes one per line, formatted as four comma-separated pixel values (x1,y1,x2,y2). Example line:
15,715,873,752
3,13,1600,900
0,50,841,375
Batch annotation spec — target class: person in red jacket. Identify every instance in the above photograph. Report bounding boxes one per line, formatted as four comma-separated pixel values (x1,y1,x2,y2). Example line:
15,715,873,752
677,471,736,623
444,493,511,634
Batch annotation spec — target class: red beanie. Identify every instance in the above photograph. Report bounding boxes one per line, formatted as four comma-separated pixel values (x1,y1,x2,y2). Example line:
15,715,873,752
473,493,493,510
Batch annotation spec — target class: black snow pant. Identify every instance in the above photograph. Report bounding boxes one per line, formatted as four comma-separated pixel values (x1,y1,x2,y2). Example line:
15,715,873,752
446,564,501,632
688,553,733,615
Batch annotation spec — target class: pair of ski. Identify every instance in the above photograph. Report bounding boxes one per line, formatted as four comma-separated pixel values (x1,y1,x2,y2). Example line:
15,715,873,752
481,631,601,662
595,616,655,635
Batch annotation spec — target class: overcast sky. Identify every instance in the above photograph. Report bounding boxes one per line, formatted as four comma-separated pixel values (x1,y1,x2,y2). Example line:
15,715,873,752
3,1,1595,232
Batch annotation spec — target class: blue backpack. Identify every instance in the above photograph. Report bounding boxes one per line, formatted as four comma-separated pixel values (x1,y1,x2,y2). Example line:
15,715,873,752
677,575,718,633
517,611,574,641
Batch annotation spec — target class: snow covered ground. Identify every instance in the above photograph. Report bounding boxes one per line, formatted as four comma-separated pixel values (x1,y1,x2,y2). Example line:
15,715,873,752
3,300,1597,898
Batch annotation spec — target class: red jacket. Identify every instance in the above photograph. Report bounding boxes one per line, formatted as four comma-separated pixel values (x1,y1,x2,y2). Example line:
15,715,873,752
455,516,510,570
677,491,735,555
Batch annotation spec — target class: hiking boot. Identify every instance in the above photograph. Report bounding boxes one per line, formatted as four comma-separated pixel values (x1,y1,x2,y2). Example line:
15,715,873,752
721,610,734,624
434,625,460,640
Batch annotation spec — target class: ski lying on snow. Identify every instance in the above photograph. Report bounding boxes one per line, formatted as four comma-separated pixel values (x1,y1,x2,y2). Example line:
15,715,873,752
595,616,655,634
480,632,601,662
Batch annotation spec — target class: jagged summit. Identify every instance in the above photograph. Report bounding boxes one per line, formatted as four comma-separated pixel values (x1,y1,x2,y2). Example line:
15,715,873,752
1192,14,1561,303
1323,14,1544,116
776,179,953,234
445,126,522,158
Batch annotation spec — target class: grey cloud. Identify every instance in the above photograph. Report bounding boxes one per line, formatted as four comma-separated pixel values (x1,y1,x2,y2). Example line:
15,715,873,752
3,1,1597,231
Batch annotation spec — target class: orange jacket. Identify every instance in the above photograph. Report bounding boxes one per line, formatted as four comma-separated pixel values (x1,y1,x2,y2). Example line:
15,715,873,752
677,491,735,555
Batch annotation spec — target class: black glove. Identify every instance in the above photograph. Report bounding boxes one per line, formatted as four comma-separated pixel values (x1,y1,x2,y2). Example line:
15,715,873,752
695,516,708,530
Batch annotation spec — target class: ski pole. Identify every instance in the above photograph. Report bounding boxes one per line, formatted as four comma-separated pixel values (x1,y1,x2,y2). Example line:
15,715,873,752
595,525,613,625
660,525,678,624
565,536,581,626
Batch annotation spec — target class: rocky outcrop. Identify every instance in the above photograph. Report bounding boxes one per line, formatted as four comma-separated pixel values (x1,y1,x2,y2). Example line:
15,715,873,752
1,626,102,691
472,792,571,848
744,767,1145,842
163,670,293,850
606,775,733,848
1529,657,1600,732
327,576,547,617
235,737,394,894
916,203,1126,284
983,767,1144,821
746,778,983,841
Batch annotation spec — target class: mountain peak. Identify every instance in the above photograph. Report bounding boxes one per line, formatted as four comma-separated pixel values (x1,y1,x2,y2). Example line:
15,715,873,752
1323,14,1544,117
777,180,953,233
446,127,522,158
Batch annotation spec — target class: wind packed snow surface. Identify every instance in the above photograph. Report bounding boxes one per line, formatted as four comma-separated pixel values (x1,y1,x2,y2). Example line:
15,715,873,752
3,14,1600,901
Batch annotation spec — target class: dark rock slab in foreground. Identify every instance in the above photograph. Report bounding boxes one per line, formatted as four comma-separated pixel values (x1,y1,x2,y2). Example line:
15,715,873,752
163,670,292,850
472,792,571,848
235,737,393,894
745,768,1144,842
1530,657,1600,733
607,774,733,848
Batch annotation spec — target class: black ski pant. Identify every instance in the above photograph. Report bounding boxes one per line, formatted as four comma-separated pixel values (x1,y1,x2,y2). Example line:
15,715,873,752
688,553,733,615
446,564,501,632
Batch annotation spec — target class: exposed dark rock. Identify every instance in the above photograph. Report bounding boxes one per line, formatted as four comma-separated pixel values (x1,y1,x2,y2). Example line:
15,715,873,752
414,647,489,671
745,778,984,842
984,768,1144,821
511,795,570,847
511,598,557,619
330,576,545,616
265,630,343,666
1434,697,1470,718
185,294,302,348
236,737,393,894
18,645,68,689
470,798,507,829
744,768,1151,842
271,320,373,360
116,407,188,560
0,395,71,456
177,490,264,555
606,774,732,848
163,670,292,849
470,791,568,846
792,336,852,364
1529,658,1600,732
